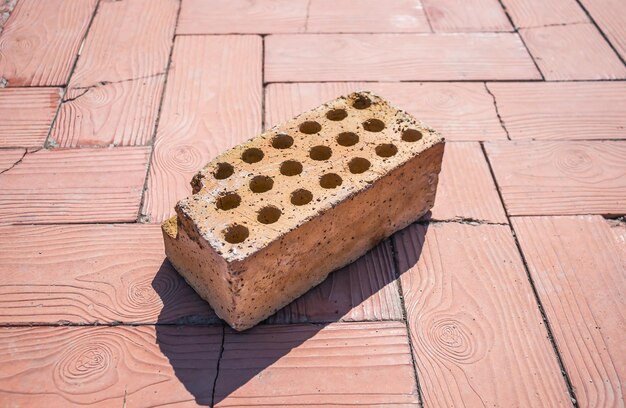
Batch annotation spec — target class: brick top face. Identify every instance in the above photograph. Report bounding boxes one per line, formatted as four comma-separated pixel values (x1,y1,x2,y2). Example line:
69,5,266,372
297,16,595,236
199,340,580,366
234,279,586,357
173,91,443,261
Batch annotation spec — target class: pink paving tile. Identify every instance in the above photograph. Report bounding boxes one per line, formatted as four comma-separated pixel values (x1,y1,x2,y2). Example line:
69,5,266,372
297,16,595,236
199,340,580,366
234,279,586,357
520,23,626,80
0,224,217,325
488,82,626,140
500,0,588,28
265,34,541,82
484,141,626,216
49,0,177,147
422,0,512,32
142,35,262,223
0,148,25,172
0,88,60,148
0,0,97,86
0,147,150,224
580,0,626,61
512,216,625,407
394,222,571,406
265,82,507,141
0,325,222,406
215,322,419,406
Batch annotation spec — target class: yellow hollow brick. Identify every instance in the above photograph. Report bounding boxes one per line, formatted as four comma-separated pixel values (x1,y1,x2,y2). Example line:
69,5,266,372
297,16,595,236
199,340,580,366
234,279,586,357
162,91,445,330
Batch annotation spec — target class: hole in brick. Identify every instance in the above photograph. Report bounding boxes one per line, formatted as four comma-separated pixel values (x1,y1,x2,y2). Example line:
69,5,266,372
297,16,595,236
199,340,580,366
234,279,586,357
280,160,302,176
250,175,273,193
215,192,241,211
402,129,422,142
336,132,359,147
241,148,264,163
271,133,293,149
223,224,249,244
320,173,342,189
348,157,371,174
363,119,385,132
213,162,234,180
310,145,332,161
326,109,347,121
290,189,313,206
376,143,398,157
353,95,372,109
299,121,322,134
257,205,281,224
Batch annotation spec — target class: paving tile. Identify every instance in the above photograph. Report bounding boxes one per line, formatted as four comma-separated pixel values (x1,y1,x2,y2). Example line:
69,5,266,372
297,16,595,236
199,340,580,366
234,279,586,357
394,222,571,406
0,147,150,224
265,34,541,82
422,0,512,32
0,224,217,325
580,0,626,61
49,0,178,147
142,35,262,223
268,240,403,324
0,325,222,406
488,82,626,140
0,148,25,172
265,82,507,141
520,23,626,80
0,0,97,86
500,0,588,27
512,216,625,407
215,322,419,406
484,141,626,216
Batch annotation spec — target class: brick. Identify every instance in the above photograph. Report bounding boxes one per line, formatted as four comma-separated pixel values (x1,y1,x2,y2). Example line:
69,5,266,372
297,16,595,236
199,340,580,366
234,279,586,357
265,33,541,81
423,0,512,32
579,0,626,61
0,0,97,86
500,0,588,27
395,223,571,406
520,23,626,80
163,92,444,330
512,216,625,407
266,82,507,141
488,82,626,140
0,147,150,224
484,141,626,216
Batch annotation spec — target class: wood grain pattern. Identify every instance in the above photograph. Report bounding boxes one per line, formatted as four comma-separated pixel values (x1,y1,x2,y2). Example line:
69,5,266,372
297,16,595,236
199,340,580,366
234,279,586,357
142,35,262,223
484,141,626,216
0,325,222,406
0,0,97,86
265,34,541,82
0,147,150,224
268,240,402,324
500,0,588,27
394,222,571,406
512,216,625,407
0,88,61,148
489,82,626,140
265,82,508,141
0,148,25,173
422,0,512,32
579,0,626,61
520,23,626,80
0,224,217,325
216,322,419,406
607,219,626,259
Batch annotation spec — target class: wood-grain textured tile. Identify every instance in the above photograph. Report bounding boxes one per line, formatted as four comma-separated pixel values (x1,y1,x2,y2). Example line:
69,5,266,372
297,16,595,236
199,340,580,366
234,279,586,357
142,35,262,223
268,240,402,324
0,0,97,86
265,34,541,82
394,223,571,406
0,325,222,406
0,148,25,172
512,216,625,407
215,322,419,406
520,23,626,80
579,0,626,61
500,0,588,27
0,147,150,224
265,82,507,141
0,88,61,148
488,82,626,140
0,224,217,325
49,0,177,147
422,0,512,32
484,141,626,216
